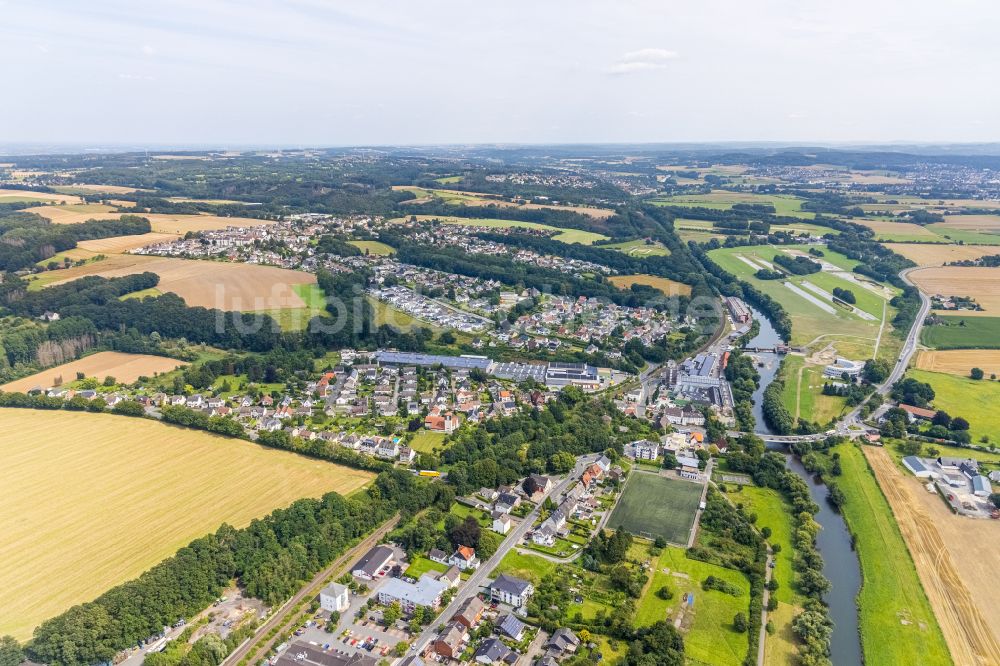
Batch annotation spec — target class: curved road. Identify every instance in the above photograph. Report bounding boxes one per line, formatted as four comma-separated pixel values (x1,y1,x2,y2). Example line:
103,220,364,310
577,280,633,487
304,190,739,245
731,265,931,444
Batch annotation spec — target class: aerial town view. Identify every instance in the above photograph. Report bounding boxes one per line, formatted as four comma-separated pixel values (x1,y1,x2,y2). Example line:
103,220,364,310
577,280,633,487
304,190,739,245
2,3,1000,666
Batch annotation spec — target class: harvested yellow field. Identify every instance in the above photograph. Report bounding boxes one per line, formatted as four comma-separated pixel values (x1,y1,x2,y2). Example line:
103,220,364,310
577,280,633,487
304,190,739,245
1,352,187,393
884,243,1000,267
939,214,1000,230
865,447,1000,666
519,202,615,219
910,266,1000,314
54,183,141,195
856,219,938,237
76,232,180,254
22,203,123,224
43,255,316,311
392,185,614,219
143,213,273,234
33,207,274,233
608,274,691,296
914,350,1000,377
0,188,82,204
0,409,374,640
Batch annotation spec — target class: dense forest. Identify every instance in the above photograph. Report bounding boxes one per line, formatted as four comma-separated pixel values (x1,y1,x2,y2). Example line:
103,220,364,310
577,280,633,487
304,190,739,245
0,212,150,271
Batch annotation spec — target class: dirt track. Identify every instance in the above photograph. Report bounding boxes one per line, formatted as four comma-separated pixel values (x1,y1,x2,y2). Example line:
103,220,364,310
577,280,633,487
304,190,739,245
864,447,1000,666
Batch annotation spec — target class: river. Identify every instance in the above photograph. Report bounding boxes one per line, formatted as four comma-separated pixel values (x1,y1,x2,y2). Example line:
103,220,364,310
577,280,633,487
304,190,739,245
744,306,863,666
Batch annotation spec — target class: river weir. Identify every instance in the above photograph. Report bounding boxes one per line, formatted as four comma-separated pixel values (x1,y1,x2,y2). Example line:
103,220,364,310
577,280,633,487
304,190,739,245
744,307,863,666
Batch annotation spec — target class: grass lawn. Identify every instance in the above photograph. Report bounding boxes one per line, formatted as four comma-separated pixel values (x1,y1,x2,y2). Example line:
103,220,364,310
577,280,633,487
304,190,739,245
908,369,1000,445
349,240,396,255
261,283,327,331
926,223,1000,245
491,549,556,585
408,430,446,454
778,355,847,425
606,472,702,544
731,486,804,607
634,547,750,666
404,556,448,579
448,503,491,526
390,214,608,244
764,602,801,665
708,244,895,359
832,443,951,666
650,191,813,219
119,287,163,300
921,315,1000,349
601,238,670,257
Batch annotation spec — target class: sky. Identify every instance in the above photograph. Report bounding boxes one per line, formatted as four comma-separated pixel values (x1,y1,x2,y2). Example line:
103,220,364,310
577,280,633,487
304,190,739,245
2,0,998,147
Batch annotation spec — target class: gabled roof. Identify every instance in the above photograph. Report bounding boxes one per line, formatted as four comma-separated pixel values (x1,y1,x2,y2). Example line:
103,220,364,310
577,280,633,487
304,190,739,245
496,613,526,638
491,573,532,596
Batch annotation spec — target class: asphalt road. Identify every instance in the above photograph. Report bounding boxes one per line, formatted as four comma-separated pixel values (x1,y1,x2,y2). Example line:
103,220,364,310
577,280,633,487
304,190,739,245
410,455,597,654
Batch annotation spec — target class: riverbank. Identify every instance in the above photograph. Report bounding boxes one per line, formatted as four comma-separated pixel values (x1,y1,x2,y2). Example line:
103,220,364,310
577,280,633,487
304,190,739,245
828,443,952,665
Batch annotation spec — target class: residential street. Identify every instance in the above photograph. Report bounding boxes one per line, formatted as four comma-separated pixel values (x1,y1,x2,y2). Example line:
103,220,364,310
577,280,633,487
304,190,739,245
410,455,598,653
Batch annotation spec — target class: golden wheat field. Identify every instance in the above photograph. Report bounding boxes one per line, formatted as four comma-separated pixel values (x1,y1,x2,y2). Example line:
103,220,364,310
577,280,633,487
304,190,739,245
41,255,316,310
21,203,123,224
29,206,275,234
608,274,692,296
1,352,187,392
0,409,374,640
909,266,1000,315
0,189,82,204
914,350,1000,377
884,243,1000,267
76,232,181,254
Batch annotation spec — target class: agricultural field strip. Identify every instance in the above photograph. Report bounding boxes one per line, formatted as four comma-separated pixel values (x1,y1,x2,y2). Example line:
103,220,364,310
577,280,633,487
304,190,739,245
865,447,1000,665
1,352,188,393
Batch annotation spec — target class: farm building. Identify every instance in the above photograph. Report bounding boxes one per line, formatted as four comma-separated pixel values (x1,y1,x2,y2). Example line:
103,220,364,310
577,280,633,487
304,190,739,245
972,475,992,497
902,456,933,478
900,404,937,422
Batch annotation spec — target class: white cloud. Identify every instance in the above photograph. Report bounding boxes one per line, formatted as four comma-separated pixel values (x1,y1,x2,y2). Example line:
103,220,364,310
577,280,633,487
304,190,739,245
605,47,678,75
141,44,155,56
119,73,154,81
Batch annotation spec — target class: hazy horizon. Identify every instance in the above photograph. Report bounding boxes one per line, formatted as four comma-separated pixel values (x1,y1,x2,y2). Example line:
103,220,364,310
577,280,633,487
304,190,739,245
3,0,998,145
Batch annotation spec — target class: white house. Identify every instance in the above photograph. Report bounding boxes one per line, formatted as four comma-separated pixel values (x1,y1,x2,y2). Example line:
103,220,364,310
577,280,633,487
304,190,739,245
449,546,479,571
489,574,534,608
320,582,350,613
633,440,659,461
492,511,512,535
